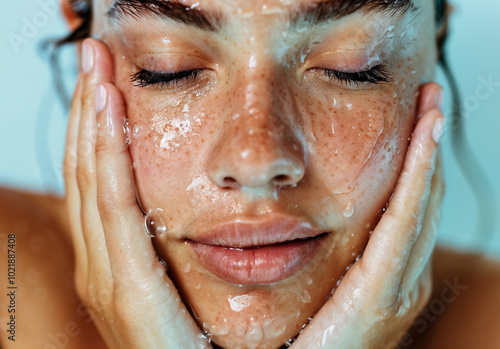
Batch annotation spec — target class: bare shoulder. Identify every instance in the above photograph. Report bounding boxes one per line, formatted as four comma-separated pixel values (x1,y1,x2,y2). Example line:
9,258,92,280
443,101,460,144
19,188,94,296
0,187,104,349
405,244,500,349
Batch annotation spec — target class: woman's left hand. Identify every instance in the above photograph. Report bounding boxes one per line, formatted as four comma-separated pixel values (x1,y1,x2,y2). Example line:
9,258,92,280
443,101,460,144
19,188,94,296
291,82,445,349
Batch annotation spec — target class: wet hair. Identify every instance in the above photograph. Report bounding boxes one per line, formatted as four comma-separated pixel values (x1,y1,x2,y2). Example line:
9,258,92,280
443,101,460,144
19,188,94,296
45,0,496,250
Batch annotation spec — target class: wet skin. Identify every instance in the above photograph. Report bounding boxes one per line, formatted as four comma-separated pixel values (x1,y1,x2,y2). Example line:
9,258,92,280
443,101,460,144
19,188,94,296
90,0,438,346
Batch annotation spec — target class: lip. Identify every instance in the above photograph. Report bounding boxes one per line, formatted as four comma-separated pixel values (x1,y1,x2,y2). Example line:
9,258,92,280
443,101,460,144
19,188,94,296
188,216,328,285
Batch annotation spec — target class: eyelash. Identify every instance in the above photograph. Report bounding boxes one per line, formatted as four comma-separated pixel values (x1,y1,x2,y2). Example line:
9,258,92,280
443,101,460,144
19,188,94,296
129,65,391,89
319,65,392,85
130,69,204,88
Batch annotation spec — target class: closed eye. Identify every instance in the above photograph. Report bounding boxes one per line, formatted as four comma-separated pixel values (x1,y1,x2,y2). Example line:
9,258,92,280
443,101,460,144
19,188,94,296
130,69,205,89
311,65,392,86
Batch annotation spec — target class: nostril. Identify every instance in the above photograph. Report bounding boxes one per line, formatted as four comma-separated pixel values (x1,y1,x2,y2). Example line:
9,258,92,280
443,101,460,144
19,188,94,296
223,177,237,188
273,174,291,183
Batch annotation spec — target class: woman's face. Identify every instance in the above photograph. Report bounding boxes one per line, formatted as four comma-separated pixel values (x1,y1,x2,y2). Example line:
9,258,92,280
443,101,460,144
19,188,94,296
91,0,437,346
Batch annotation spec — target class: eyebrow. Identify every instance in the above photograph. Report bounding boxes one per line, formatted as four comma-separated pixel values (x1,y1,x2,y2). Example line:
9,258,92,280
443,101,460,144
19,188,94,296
107,0,224,32
290,0,416,26
107,0,416,32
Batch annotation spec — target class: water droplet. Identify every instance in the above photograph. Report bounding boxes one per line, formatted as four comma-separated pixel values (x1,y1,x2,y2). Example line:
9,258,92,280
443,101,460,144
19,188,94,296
336,275,344,286
343,200,355,218
228,294,252,312
300,290,311,304
195,284,201,290
123,117,131,145
202,322,214,343
310,132,316,143
333,98,341,108
132,124,142,137
306,278,313,285
247,319,264,341
144,208,167,238
158,257,167,268
184,262,191,273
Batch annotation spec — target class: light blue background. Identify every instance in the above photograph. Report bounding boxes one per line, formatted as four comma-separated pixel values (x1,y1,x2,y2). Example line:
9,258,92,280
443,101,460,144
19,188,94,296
1,0,499,256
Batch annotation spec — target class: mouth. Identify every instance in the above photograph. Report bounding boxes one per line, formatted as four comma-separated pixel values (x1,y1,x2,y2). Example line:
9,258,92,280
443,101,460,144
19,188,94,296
187,216,329,285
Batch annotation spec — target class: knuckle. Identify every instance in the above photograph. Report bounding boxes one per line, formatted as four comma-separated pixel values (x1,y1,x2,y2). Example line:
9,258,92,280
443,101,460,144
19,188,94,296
97,189,120,218
81,85,95,107
76,165,94,191
62,160,76,178
95,133,110,159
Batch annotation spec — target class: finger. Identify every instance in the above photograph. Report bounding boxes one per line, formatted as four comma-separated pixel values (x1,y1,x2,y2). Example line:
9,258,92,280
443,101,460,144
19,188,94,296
401,150,445,289
95,82,161,290
360,88,444,292
95,84,207,347
416,82,443,121
76,38,115,286
64,75,89,289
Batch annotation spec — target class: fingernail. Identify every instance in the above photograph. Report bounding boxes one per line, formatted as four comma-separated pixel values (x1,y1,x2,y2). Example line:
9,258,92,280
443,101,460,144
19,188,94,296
95,84,108,114
432,118,445,143
435,88,443,111
82,41,95,74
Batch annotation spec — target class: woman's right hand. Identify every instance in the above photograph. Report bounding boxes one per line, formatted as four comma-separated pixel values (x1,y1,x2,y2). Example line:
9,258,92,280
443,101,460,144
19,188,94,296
63,38,210,349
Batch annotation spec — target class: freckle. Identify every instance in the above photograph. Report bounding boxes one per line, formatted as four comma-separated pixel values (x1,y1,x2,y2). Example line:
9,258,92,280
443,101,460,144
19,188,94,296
382,155,386,160
379,169,384,173
370,176,374,180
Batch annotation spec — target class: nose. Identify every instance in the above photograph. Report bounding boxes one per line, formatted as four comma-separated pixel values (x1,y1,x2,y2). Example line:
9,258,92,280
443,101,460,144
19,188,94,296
209,127,305,189
207,64,305,190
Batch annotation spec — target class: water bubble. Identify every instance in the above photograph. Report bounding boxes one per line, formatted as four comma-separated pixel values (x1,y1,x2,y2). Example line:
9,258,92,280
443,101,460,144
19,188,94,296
343,200,355,218
144,208,167,238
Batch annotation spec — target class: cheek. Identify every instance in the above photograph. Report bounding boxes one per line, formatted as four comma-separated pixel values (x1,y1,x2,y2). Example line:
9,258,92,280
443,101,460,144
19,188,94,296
121,86,214,210
297,89,404,195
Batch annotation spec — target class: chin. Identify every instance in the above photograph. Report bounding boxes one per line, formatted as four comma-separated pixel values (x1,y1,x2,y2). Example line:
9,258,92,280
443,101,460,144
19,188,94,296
158,231,353,349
